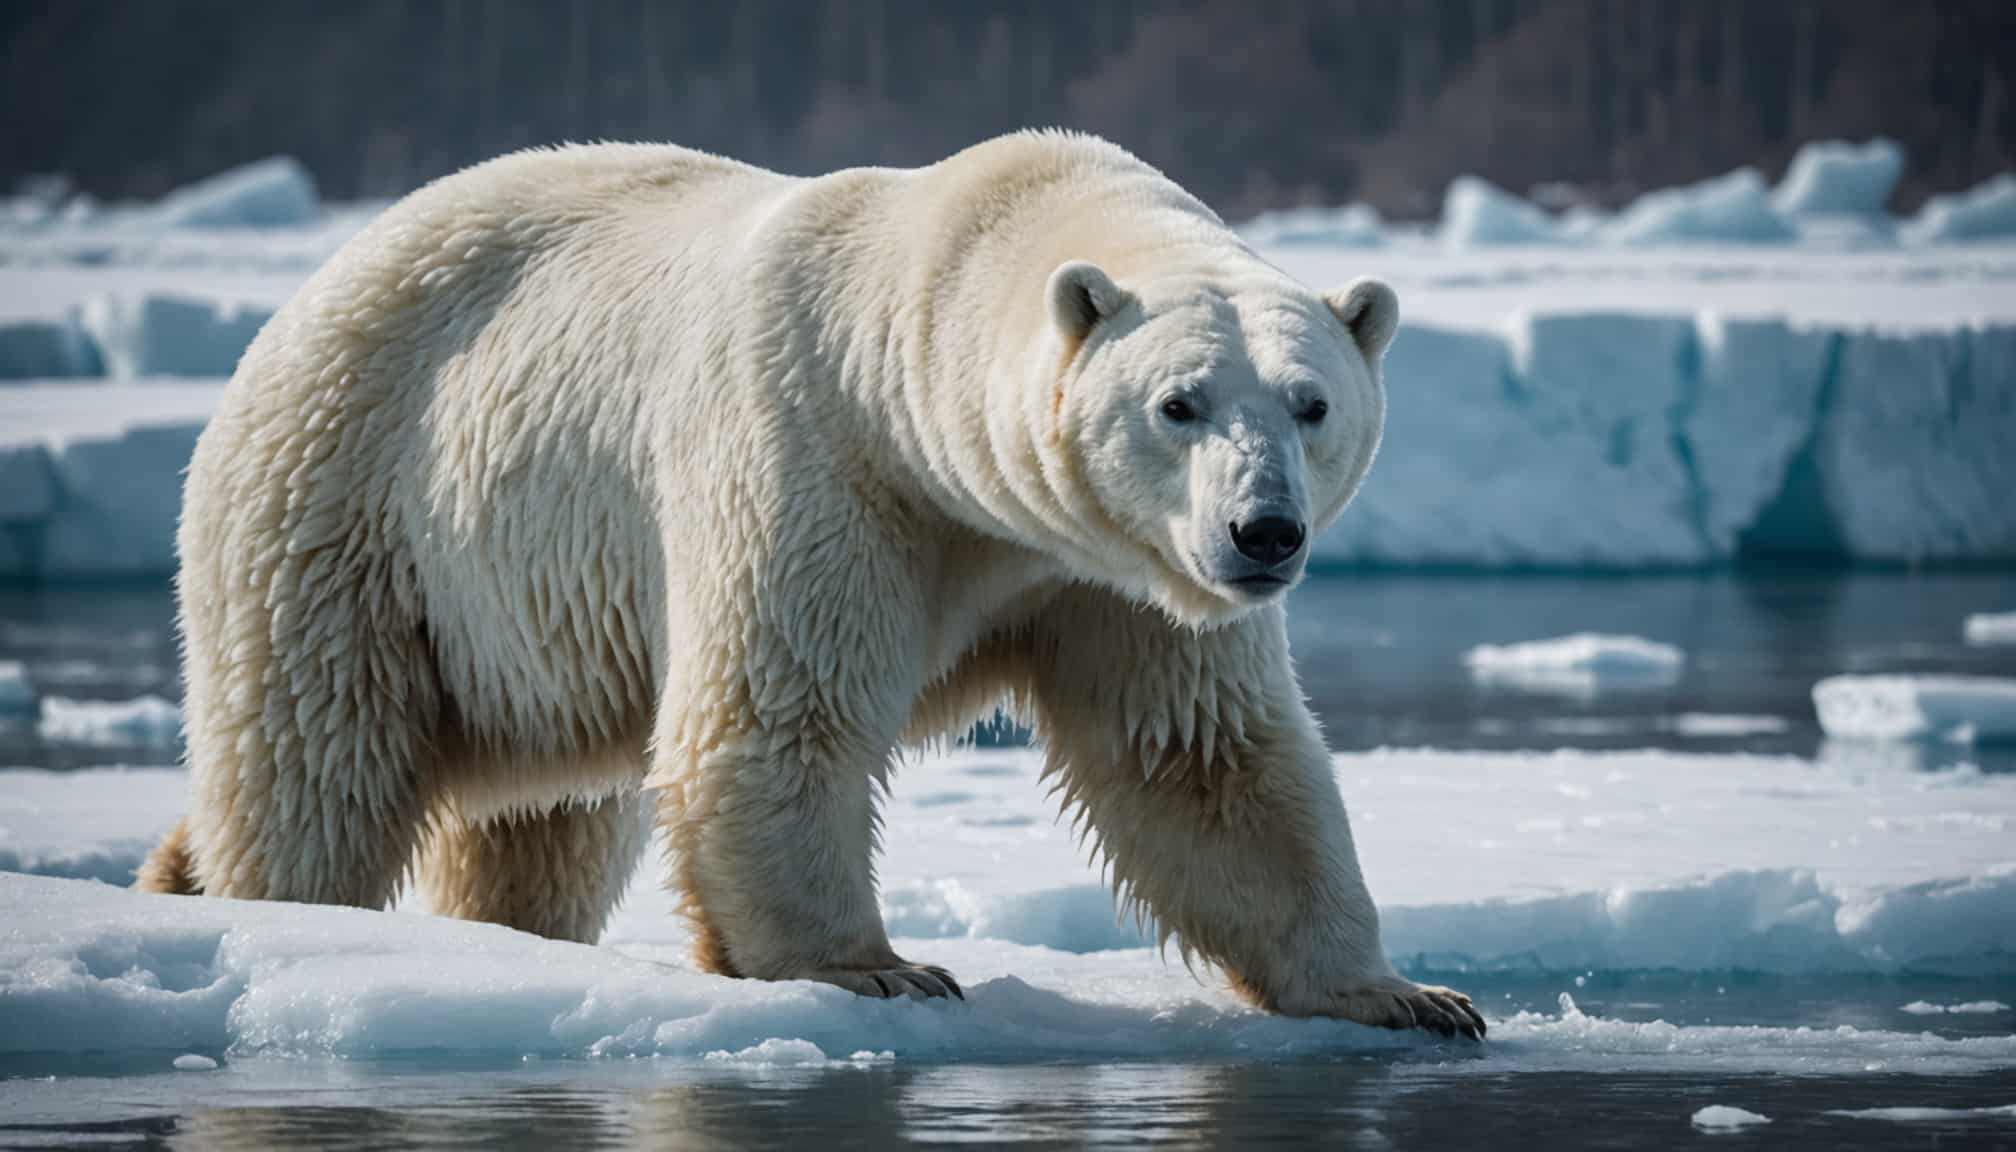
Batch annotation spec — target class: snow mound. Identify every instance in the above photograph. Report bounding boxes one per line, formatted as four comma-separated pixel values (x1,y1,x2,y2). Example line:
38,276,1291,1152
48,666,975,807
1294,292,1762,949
1691,1105,1770,1130
1812,675,2016,743
1773,139,1903,218
0,660,32,713
1607,168,1796,246
37,695,181,747
1906,175,2016,244
152,158,319,230
1463,633,1683,695
1440,177,1562,246
1240,203,1384,247
1965,612,2016,646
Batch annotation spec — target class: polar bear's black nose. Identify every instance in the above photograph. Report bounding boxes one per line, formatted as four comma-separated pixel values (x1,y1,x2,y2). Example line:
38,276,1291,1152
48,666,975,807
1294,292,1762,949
1230,517,1305,565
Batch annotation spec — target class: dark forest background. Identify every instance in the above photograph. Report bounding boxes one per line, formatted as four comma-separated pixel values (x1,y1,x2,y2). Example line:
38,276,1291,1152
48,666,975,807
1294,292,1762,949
5,0,2012,220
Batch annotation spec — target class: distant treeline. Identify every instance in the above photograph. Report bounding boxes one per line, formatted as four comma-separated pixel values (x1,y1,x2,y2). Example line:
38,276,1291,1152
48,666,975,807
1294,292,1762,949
4,0,2011,218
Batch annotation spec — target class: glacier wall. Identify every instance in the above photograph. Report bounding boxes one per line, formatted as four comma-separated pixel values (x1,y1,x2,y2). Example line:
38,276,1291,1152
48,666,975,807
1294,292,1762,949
0,310,2012,581
1324,313,2016,568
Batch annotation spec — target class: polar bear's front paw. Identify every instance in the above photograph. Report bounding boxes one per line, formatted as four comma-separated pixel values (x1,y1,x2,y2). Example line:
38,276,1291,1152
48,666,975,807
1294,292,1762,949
1329,980,1486,1040
814,962,964,1001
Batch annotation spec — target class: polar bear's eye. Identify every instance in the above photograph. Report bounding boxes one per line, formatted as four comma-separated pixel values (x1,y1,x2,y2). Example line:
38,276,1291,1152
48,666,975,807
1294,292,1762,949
1160,397,1199,424
1298,399,1329,425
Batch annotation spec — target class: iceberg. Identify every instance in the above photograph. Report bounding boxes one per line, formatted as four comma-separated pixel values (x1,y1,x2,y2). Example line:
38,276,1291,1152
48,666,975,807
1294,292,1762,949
152,157,319,230
1440,177,1564,246
1812,675,2016,743
1773,139,1904,218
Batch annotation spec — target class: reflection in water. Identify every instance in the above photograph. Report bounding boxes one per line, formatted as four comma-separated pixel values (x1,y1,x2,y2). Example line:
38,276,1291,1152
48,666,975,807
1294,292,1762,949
2,1061,1994,1150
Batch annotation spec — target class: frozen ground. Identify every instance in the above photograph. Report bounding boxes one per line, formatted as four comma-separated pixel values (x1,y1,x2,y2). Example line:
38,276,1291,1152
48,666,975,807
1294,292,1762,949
3,740,2013,1073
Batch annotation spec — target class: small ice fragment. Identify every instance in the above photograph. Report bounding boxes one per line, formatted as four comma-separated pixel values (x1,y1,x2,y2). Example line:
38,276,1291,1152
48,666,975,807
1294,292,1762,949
1464,634,1683,696
1827,1104,2016,1122
1965,613,2016,647
702,1038,829,1066
36,695,182,747
1900,1000,2009,1015
172,1054,218,1071
1692,1106,1771,1131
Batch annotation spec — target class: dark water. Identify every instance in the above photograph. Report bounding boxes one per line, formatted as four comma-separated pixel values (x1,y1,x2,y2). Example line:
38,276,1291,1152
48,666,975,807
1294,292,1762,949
2,1060,2013,1151
6,571,2014,770
3,572,2014,1148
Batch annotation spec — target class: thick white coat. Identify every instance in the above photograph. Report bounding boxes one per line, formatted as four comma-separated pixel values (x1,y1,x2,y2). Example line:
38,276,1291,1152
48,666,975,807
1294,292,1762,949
145,132,1479,1035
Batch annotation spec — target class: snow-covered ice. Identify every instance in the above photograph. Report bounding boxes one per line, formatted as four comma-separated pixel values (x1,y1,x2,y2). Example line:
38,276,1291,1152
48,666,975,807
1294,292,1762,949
1906,174,2016,244
1772,139,1903,219
9,745,2016,979
1607,168,1796,246
1812,675,2016,743
1690,1104,1771,1131
1462,634,1683,696
36,695,181,747
1966,612,2016,646
0,767,185,883
1239,203,1383,248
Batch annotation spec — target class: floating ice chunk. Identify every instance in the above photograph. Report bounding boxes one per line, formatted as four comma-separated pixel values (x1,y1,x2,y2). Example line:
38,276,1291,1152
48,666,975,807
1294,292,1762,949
1691,1105,1771,1131
153,157,319,229
0,660,32,713
1440,177,1562,246
1667,714,1790,738
1773,139,1904,218
1608,168,1796,246
37,695,182,747
1828,1105,2016,1122
1812,676,2016,743
1905,174,2016,244
1463,634,1684,695
1966,613,2016,646
703,1038,832,1066
1239,203,1384,248
1898,1000,2009,1015
172,1053,218,1071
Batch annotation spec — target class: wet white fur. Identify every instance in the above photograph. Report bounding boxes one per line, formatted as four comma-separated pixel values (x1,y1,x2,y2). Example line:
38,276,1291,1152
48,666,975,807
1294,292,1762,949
158,131,1469,1026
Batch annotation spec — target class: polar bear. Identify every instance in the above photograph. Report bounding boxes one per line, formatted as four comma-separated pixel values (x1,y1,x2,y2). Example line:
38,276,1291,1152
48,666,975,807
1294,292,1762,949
139,132,1482,1038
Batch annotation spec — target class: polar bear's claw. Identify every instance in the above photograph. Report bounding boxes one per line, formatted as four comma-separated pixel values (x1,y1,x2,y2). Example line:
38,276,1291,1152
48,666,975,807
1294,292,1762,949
1330,981,1486,1040
823,963,965,1002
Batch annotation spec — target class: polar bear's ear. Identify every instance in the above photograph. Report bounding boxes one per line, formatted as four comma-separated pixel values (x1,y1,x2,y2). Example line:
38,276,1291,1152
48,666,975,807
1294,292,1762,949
1325,277,1400,363
1047,261,1131,343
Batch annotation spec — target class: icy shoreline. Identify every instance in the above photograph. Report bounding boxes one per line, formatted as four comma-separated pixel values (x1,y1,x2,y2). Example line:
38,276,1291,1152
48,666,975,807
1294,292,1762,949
4,301,2012,580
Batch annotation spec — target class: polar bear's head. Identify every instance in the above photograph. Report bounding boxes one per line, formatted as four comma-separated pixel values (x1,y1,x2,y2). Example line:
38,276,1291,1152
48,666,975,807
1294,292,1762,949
1046,261,1396,625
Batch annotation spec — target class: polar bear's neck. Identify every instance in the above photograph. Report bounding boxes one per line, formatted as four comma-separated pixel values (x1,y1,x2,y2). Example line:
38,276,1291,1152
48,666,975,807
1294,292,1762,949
849,134,1267,589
